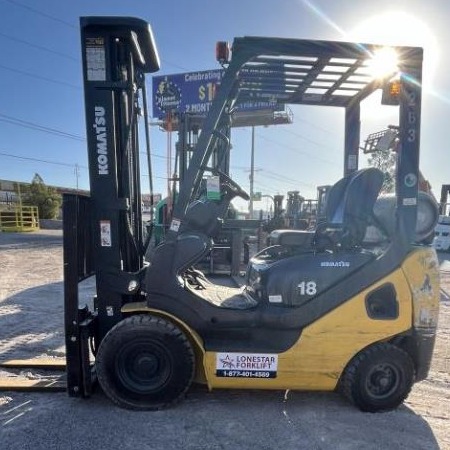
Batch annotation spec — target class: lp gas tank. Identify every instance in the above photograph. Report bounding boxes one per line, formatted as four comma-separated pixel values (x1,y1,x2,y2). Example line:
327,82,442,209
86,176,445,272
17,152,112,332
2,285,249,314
249,252,374,307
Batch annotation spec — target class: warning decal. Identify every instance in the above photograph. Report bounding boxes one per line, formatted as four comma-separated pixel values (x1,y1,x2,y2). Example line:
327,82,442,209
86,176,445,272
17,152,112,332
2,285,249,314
100,220,112,247
216,352,278,378
85,37,106,81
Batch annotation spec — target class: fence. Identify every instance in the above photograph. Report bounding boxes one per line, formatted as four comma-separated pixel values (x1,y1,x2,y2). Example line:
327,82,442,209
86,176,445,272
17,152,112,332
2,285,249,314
0,205,40,232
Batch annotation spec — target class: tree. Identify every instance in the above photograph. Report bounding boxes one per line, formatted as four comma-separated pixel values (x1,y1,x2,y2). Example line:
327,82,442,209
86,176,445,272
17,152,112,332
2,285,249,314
365,125,400,193
367,134,397,194
23,174,62,219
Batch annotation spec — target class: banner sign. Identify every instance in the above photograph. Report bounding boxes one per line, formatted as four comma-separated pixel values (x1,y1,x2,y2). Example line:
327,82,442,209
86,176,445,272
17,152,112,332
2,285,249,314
152,69,281,119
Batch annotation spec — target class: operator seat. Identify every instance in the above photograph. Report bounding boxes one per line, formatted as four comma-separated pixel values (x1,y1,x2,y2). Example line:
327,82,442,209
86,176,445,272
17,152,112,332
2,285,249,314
314,167,384,251
268,168,384,252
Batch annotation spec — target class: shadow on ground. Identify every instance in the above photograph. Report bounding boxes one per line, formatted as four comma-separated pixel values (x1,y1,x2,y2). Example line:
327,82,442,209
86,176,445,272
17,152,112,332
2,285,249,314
0,280,94,360
0,385,441,450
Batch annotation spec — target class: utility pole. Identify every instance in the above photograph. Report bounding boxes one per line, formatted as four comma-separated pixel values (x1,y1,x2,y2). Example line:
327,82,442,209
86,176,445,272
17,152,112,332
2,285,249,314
249,126,255,218
74,164,80,192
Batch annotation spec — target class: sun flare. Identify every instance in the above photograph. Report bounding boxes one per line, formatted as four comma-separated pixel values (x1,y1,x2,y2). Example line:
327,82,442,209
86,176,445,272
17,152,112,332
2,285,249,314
350,11,438,84
366,47,399,80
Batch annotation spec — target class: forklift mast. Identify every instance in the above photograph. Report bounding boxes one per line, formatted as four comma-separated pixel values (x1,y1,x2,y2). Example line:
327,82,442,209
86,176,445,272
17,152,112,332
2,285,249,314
64,17,159,397
79,17,159,336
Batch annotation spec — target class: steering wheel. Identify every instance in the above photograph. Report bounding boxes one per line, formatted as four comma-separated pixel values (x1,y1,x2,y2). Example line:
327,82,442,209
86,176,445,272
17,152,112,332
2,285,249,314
217,170,250,200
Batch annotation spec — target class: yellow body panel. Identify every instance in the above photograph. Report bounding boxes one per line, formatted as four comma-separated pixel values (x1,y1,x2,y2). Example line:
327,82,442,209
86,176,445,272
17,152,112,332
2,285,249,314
205,267,412,391
122,247,438,392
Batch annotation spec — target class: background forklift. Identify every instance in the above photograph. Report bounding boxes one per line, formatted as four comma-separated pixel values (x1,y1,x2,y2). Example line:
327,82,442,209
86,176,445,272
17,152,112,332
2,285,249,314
64,16,440,412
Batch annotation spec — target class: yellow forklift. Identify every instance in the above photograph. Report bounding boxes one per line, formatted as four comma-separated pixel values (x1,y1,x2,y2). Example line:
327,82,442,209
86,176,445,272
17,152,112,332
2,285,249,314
62,16,440,412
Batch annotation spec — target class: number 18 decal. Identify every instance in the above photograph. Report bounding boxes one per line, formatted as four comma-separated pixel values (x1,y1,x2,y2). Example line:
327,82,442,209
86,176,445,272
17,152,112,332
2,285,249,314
297,281,317,296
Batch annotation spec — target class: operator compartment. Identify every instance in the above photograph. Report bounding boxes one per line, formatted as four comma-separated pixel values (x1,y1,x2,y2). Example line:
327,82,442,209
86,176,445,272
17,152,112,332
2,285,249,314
246,167,388,307
182,268,258,309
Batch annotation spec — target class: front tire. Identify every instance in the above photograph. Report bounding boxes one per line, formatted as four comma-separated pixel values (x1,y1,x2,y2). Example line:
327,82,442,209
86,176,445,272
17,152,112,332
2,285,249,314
340,343,415,412
96,315,195,410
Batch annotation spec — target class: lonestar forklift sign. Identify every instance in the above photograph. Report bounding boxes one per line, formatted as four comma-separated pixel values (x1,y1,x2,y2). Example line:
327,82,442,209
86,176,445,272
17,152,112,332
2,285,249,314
216,353,278,378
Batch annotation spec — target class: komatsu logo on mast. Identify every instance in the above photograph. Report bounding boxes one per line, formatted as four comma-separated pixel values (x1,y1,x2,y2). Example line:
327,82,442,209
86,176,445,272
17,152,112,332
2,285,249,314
94,106,108,175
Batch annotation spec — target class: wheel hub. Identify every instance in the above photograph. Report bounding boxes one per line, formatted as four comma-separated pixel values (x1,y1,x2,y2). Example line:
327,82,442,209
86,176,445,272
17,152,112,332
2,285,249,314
366,363,399,398
116,341,172,394
134,354,158,378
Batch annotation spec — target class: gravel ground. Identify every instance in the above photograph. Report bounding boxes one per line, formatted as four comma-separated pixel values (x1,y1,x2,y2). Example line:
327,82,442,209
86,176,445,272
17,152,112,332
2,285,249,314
0,230,448,450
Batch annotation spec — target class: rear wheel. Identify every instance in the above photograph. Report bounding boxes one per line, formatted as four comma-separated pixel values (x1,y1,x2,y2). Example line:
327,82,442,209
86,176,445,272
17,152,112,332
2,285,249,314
96,315,195,410
340,342,415,412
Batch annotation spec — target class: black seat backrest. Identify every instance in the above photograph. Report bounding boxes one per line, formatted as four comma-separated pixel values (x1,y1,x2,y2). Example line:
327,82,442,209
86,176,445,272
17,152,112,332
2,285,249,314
184,199,223,237
317,168,384,249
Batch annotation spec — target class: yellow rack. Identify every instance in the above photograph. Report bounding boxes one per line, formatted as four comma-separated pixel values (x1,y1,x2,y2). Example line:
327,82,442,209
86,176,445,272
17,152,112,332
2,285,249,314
0,205,39,232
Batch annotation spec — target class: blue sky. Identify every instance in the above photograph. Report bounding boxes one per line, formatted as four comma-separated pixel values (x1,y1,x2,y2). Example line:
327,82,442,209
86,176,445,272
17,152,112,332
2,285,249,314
0,0,449,211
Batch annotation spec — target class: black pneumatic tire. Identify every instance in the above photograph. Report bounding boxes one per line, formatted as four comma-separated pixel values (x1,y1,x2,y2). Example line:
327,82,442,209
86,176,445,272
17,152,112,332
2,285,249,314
95,315,195,410
340,343,415,412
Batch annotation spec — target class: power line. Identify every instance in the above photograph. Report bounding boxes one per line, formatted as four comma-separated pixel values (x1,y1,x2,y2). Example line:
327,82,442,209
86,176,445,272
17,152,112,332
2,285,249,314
253,181,280,194
1,0,77,28
0,111,170,161
0,126,322,191
256,132,338,166
140,151,167,160
263,169,315,188
279,126,337,149
295,117,338,136
0,151,86,169
238,124,340,166
0,63,80,89
233,163,314,189
141,173,169,181
2,0,192,74
0,112,172,161
0,150,167,174
261,171,313,190
0,30,78,62
0,113,85,141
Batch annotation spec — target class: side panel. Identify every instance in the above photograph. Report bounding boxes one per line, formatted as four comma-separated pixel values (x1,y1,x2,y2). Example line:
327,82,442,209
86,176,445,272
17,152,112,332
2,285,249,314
204,268,413,390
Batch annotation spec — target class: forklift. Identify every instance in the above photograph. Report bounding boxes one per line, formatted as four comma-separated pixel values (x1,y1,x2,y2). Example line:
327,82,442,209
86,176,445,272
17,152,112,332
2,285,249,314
63,16,440,412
